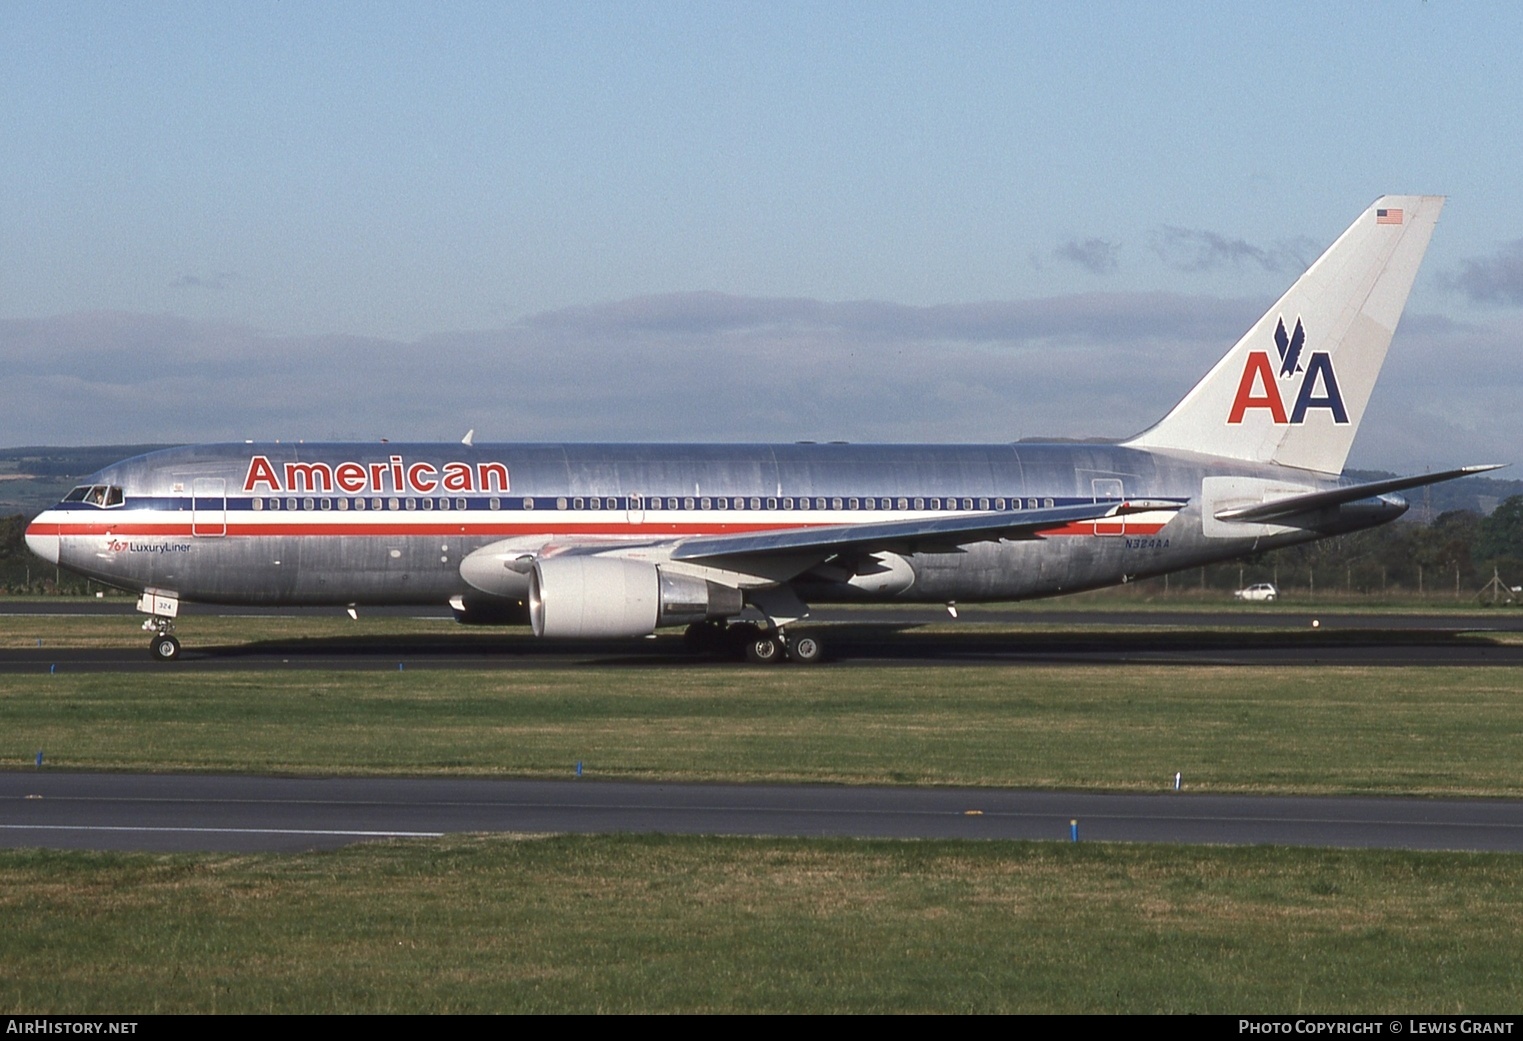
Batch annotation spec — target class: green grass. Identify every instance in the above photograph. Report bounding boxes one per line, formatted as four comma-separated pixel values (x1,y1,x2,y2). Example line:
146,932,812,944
5,664,1523,796
3,835,1521,1013
3,611,1521,1013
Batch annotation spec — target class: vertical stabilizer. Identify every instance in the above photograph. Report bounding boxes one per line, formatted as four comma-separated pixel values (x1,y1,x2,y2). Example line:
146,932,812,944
1124,195,1442,474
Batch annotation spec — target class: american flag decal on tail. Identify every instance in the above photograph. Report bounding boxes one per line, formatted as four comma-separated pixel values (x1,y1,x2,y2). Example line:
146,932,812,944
1376,208,1404,225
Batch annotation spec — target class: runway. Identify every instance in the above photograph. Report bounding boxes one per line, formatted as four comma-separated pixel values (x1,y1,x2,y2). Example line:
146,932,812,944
2,603,1522,670
4,601,1519,857
4,771,1521,854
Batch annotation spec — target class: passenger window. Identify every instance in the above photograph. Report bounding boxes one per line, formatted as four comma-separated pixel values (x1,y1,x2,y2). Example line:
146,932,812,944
1044,498,1054,508
831,498,842,510
701,497,711,510
306,497,317,511
783,497,793,509
337,499,349,512
456,498,466,510
848,498,858,510
751,498,762,510
556,497,567,510
979,498,989,510
322,498,333,510
286,498,298,511
573,498,583,510
252,498,264,511
684,497,695,510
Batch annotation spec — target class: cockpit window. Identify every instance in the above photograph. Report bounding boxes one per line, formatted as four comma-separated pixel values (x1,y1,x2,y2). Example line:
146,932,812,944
64,485,124,508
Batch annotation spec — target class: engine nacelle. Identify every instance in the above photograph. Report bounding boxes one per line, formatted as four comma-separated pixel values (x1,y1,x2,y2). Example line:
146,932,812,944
530,556,744,638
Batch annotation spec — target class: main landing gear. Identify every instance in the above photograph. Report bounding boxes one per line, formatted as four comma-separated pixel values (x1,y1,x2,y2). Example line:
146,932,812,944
684,621,826,665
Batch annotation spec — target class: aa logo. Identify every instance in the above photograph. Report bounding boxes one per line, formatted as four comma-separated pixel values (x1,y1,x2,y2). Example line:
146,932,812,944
1227,317,1348,425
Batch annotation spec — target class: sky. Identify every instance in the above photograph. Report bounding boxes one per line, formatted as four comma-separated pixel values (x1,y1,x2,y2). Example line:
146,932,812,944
2,2,1521,472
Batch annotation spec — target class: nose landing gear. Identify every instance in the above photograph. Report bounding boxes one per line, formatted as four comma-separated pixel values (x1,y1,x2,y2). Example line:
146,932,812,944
137,589,182,662
149,631,181,661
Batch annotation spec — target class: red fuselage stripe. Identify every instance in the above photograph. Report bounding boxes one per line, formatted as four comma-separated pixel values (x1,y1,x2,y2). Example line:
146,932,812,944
34,520,1172,539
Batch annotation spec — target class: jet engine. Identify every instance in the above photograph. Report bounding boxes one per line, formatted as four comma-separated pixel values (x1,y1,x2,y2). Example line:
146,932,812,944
529,556,744,638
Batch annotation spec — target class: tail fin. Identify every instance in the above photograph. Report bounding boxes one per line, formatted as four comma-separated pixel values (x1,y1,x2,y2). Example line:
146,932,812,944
1124,195,1443,474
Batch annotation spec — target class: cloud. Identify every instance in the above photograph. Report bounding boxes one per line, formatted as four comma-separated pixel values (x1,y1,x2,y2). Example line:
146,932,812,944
1149,226,1314,274
1442,240,1523,305
169,271,239,291
1052,238,1120,275
0,292,1515,472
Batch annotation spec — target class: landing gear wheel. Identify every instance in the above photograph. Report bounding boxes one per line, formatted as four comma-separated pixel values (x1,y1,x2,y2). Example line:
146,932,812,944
787,634,824,665
744,634,783,665
150,634,181,662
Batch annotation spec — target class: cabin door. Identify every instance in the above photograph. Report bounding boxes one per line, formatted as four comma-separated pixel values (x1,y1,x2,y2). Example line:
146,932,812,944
191,477,227,537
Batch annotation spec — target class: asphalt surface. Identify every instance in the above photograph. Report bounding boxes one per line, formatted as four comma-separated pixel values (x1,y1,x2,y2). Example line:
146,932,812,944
2,602,1522,670
4,600,1521,855
5,772,1522,854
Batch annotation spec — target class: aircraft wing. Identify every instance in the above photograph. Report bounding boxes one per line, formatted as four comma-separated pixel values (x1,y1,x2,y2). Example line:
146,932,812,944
1212,465,1504,523
670,499,1184,563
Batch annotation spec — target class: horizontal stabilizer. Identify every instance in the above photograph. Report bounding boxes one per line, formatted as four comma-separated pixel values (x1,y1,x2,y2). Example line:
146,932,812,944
672,499,1184,563
1212,465,1504,523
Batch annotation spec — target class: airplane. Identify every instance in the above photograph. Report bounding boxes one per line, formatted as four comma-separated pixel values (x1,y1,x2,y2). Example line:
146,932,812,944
23,195,1500,663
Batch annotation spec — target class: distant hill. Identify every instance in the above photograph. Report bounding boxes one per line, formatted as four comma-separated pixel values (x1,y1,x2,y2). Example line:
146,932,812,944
0,445,174,517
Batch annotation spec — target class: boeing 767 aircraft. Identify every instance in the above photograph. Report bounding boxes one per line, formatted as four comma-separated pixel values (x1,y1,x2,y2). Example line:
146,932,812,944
25,195,1498,662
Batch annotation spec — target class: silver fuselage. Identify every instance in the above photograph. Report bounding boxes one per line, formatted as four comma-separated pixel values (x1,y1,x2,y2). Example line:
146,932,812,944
26,441,1403,609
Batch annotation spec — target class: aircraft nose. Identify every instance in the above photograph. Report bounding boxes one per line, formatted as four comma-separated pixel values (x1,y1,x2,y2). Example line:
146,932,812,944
24,516,60,564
